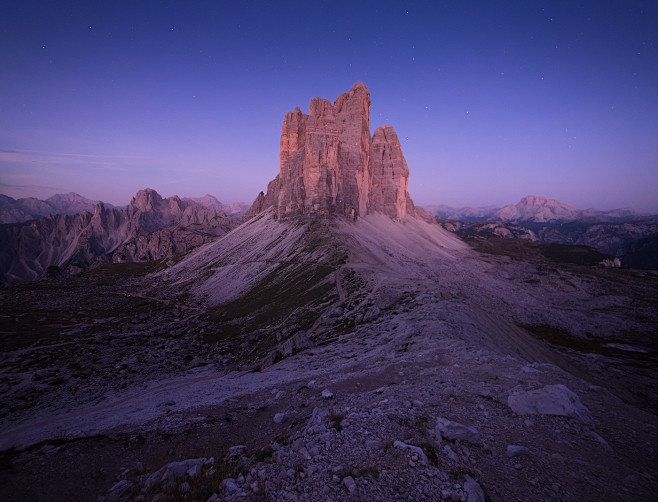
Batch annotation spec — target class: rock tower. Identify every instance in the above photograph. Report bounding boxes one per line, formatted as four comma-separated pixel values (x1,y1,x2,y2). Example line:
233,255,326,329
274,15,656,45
248,83,415,220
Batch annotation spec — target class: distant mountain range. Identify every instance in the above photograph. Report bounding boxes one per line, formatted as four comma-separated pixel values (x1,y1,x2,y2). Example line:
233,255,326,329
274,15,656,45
2,188,657,285
427,195,658,269
0,192,248,224
425,195,647,223
184,195,249,217
0,188,239,285
0,192,111,224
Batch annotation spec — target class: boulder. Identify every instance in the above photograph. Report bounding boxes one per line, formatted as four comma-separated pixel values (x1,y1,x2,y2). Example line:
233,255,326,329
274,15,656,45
144,458,207,488
343,475,357,494
464,475,486,502
507,384,592,424
393,440,429,465
435,417,481,444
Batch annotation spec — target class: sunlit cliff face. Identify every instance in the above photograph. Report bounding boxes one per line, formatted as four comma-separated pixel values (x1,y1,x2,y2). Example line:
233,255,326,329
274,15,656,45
247,83,415,221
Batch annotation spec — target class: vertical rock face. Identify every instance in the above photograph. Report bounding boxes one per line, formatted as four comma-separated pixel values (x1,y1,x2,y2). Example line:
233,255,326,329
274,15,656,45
0,188,235,285
249,83,415,221
368,125,411,220
333,83,372,218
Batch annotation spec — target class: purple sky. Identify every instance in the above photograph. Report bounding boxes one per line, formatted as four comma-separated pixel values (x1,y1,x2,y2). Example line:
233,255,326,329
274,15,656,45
1,1,657,212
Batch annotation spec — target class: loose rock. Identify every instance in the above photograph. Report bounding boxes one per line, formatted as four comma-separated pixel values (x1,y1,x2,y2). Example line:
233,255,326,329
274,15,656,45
435,417,481,444
464,475,486,502
343,475,357,494
507,384,592,424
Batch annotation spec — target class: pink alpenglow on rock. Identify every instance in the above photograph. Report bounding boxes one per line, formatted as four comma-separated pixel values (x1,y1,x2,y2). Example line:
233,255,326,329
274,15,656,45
369,125,413,220
248,83,415,221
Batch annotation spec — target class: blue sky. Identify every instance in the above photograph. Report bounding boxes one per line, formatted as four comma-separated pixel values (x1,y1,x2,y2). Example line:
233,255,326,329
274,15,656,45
1,1,657,211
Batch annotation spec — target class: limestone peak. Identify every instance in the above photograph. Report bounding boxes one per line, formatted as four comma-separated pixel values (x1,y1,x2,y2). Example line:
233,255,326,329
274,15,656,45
248,83,415,221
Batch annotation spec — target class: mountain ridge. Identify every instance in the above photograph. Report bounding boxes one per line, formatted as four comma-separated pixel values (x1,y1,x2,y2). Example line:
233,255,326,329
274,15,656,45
0,188,235,285
0,192,106,224
426,194,650,223
432,196,658,268
0,191,249,224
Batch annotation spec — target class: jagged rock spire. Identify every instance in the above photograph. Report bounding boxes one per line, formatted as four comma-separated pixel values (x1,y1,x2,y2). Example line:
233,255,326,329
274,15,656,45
248,83,415,221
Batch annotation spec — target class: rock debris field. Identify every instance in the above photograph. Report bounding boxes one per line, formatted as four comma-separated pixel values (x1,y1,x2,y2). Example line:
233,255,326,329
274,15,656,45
1,213,657,501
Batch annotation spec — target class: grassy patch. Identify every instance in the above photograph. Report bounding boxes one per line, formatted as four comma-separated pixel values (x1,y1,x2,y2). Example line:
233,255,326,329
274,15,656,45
449,465,477,481
253,445,274,463
357,465,380,478
521,324,658,368
328,411,345,432
465,237,612,266
416,441,439,467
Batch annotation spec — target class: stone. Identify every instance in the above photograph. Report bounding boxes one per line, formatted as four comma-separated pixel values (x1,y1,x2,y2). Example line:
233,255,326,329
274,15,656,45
506,445,530,457
221,478,238,493
393,440,429,465
274,412,286,424
103,479,132,502
291,438,304,452
228,445,246,458
362,306,381,323
589,430,613,452
342,475,357,494
328,306,344,317
187,462,203,478
443,445,460,462
322,389,334,399
304,407,329,435
261,331,314,369
507,384,592,424
464,475,485,502
435,417,481,444
246,83,415,221
298,446,312,460
144,458,206,488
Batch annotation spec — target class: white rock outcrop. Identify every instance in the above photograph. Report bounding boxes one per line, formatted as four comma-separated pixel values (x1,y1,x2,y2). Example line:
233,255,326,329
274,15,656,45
435,417,481,444
507,384,592,424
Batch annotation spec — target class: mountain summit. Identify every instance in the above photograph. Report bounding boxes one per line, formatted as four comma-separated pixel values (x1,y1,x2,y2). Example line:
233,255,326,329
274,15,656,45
248,83,415,220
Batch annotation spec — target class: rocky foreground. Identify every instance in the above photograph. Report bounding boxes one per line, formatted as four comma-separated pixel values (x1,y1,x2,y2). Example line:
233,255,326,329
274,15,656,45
1,212,657,501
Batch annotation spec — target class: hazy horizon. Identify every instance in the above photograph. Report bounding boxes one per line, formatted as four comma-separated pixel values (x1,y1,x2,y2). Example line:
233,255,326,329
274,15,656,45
1,181,654,215
1,2,657,212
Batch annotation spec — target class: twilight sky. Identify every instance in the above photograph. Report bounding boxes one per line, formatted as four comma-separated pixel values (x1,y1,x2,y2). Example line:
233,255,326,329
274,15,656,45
1,1,657,212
